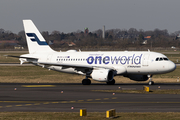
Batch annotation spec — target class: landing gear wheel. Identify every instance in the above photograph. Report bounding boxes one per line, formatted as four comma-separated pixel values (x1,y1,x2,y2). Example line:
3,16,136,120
82,79,91,85
106,79,115,85
148,81,154,85
148,75,154,85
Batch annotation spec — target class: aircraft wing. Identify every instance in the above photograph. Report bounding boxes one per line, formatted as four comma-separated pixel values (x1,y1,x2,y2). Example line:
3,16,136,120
35,61,93,69
35,61,127,76
33,61,116,70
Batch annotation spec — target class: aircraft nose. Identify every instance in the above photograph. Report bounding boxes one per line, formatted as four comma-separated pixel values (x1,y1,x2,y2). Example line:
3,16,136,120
168,62,176,72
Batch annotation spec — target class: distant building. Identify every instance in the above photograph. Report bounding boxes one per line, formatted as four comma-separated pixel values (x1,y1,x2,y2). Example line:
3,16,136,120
177,34,180,39
0,40,19,46
48,40,54,45
0,40,24,49
144,36,151,40
14,45,24,50
53,40,76,47
142,36,151,45
67,42,76,46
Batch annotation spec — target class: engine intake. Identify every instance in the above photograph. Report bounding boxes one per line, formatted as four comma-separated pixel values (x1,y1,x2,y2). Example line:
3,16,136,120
91,69,114,82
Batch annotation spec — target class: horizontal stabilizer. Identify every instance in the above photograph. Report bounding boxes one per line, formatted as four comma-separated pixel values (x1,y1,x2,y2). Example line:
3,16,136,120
4,55,38,60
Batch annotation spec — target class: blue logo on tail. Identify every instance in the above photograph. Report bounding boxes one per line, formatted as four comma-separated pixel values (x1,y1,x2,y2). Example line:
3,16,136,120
26,33,48,45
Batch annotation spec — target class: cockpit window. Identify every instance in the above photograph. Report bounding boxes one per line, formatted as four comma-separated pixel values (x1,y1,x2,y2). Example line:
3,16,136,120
163,58,169,61
159,58,163,61
155,57,169,61
156,58,159,61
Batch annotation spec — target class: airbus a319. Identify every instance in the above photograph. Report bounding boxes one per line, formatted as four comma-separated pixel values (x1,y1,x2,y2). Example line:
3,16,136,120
7,20,176,85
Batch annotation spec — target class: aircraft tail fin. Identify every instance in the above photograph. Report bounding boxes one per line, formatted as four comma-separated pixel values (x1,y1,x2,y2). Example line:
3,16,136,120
23,20,54,54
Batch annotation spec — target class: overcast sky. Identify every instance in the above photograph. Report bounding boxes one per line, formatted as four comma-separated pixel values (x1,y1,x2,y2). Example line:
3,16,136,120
0,0,180,34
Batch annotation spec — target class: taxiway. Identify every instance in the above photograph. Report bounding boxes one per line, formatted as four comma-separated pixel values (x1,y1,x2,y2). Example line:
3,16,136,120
0,83,180,112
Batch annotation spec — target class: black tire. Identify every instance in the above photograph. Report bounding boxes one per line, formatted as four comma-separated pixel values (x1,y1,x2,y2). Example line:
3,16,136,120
106,79,115,85
151,81,154,85
82,79,91,85
148,81,154,85
88,79,91,85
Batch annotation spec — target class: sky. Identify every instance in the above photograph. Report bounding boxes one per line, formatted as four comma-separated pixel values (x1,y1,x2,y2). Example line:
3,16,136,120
0,0,180,34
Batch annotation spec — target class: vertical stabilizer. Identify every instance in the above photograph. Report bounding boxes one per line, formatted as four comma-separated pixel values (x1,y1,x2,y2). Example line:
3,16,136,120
23,20,54,54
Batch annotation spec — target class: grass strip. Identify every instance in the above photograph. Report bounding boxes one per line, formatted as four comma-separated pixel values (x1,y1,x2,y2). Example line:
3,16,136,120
0,66,179,83
0,112,180,120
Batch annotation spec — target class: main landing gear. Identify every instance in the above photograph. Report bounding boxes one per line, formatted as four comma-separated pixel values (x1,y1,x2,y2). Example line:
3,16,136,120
148,75,154,85
82,72,91,85
82,79,91,85
106,79,115,85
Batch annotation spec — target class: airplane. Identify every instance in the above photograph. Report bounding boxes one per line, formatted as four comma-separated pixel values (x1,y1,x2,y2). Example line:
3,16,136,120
7,20,176,85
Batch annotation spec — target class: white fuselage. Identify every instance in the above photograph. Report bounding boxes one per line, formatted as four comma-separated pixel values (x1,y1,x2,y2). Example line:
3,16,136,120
22,50,176,76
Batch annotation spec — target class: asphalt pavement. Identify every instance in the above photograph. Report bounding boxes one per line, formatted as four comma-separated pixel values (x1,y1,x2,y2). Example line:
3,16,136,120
0,83,180,112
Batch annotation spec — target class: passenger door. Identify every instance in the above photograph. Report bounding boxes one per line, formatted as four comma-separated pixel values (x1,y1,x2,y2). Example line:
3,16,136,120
142,54,149,66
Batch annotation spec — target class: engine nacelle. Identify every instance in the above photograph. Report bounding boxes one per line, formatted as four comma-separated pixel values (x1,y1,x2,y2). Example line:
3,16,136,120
125,75,148,81
91,69,114,82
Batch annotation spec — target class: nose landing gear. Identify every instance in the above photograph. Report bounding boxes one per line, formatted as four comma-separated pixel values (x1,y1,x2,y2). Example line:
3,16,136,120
148,75,154,85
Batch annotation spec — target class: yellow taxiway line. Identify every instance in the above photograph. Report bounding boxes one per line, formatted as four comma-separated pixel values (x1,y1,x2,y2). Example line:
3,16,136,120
21,85,56,87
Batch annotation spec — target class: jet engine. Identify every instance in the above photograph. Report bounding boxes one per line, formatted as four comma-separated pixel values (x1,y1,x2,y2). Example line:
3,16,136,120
125,75,148,81
91,69,114,82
